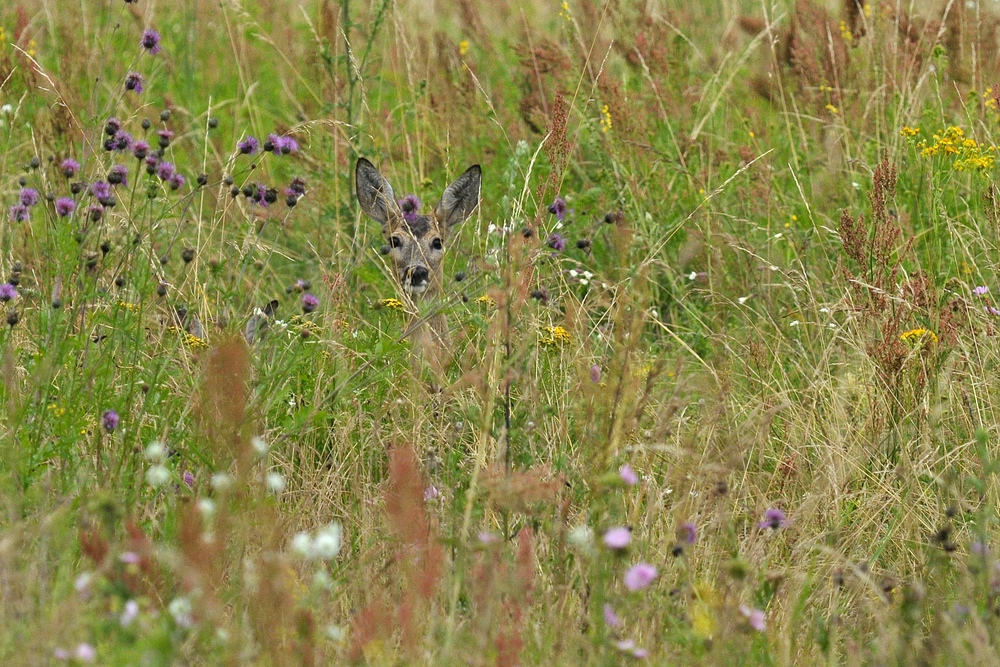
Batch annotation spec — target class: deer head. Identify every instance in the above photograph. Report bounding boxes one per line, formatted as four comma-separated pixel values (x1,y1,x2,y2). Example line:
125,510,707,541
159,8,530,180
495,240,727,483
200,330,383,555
356,157,481,299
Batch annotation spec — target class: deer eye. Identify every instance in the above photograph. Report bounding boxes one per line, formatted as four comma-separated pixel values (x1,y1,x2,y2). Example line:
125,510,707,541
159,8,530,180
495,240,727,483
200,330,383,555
389,236,403,249
431,238,443,251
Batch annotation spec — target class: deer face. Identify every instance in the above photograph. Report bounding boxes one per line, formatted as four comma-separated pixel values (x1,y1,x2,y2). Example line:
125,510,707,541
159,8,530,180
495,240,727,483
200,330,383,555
356,158,481,299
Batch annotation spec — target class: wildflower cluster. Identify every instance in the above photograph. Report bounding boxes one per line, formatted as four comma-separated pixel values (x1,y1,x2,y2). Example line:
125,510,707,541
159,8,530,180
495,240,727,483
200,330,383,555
237,132,299,156
540,325,571,347
9,187,40,222
911,126,996,172
600,104,612,133
900,327,938,346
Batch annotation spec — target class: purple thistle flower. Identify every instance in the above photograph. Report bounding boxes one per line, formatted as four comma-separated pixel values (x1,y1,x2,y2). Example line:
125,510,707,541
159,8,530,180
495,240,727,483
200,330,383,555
759,508,787,530
238,136,260,155
87,205,103,222
132,140,150,160
55,197,77,217
276,135,298,154
679,521,697,545
145,154,160,175
739,605,767,632
90,181,112,200
182,471,195,488
61,158,80,178
124,71,144,93
9,204,30,222
249,183,269,207
974,285,989,296
0,283,17,302
590,364,601,383
602,603,622,628
548,196,567,221
20,188,39,206
114,130,132,151
156,161,176,181
623,562,657,591
547,233,566,252
987,305,1000,316
157,129,174,149
423,485,439,502
105,118,121,136
603,526,632,550
141,29,162,54
102,409,120,433
287,177,307,196
168,173,186,190
108,164,128,187
398,194,421,223
266,133,299,155
619,464,638,486
302,293,319,313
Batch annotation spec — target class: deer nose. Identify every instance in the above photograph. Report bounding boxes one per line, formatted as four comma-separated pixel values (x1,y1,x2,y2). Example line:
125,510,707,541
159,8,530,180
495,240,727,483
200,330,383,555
406,266,429,286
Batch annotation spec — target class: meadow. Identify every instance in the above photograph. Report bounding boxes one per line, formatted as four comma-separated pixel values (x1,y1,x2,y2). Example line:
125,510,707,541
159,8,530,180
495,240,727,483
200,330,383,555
1,0,1000,664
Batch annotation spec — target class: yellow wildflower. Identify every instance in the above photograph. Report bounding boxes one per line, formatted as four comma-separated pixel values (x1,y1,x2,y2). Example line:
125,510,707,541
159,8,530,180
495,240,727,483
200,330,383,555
117,301,141,313
825,104,839,115
380,298,405,310
900,327,938,346
183,333,210,349
459,40,469,56
899,126,920,138
600,104,612,133
476,294,496,308
839,21,852,42
560,1,570,20
540,325,571,346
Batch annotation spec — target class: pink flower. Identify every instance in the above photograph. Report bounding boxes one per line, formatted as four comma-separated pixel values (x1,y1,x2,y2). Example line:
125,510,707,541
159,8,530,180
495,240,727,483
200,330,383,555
120,551,140,564
603,603,622,628
619,464,638,485
623,562,657,591
423,485,440,502
74,643,96,662
603,526,632,550
614,639,649,659
590,364,601,383
739,604,766,632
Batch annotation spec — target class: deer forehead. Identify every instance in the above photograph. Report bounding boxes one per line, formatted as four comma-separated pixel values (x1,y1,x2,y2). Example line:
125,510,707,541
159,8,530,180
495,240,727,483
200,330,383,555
386,215,444,240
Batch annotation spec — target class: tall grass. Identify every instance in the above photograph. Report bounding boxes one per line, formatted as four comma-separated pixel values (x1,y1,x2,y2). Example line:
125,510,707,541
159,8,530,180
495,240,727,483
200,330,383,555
2,0,1000,664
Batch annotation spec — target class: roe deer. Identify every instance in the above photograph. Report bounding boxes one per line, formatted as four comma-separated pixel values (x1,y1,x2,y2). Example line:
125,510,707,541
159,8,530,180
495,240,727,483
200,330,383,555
355,157,481,370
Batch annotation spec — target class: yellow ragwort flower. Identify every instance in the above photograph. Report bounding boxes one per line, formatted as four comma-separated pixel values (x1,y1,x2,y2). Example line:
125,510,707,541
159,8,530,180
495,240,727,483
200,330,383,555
540,325,572,347
459,40,469,56
380,298,405,310
600,104,612,133
900,327,938,345
900,126,920,138
476,294,497,307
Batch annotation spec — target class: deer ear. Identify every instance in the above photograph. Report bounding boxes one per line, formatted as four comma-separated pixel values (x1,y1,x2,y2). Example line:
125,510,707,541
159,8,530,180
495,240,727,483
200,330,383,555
356,158,400,230
435,165,481,227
